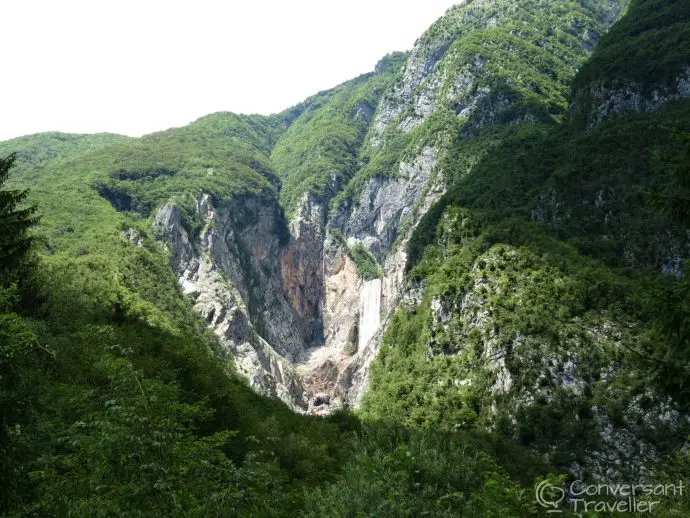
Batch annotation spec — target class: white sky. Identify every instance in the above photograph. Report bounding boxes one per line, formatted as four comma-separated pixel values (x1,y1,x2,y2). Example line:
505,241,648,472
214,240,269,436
0,0,457,141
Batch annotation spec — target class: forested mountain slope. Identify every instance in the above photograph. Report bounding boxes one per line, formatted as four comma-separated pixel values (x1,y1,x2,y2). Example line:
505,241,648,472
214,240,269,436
361,0,690,486
1,0,689,515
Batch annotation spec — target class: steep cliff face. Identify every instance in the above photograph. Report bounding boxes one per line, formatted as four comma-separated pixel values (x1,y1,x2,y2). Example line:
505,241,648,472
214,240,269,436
574,67,690,126
138,2,687,446
322,164,446,408
303,0,628,410
333,146,442,258
152,195,310,410
362,207,689,482
356,0,690,483
139,54,412,412
280,193,326,345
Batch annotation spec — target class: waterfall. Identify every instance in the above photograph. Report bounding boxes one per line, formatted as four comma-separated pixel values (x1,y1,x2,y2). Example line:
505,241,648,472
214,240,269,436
358,278,382,348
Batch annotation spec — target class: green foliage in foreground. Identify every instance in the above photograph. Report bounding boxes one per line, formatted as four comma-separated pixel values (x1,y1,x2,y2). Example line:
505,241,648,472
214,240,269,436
0,223,552,516
0,210,346,515
302,424,550,517
2,0,689,514
0,131,547,516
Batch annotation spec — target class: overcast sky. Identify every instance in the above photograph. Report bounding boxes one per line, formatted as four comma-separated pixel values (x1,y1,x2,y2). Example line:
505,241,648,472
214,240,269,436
0,0,457,141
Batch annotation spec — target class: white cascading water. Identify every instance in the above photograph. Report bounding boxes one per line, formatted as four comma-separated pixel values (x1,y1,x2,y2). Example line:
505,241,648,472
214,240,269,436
358,278,382,349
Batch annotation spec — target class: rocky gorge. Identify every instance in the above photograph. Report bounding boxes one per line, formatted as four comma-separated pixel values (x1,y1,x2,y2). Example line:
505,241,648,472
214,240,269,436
143,1,690,436
2,2,689,511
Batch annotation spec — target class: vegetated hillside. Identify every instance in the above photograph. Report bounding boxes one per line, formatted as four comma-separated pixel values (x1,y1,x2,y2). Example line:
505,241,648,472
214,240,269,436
0,132,133,171
574,0,690,97
2,113,289,253
329,0,625,220
308,0,631,418
90,113,289,227
0,72,548,518
272,52,408,218
0,112,348,515
361,0,690,496
1,0,689,516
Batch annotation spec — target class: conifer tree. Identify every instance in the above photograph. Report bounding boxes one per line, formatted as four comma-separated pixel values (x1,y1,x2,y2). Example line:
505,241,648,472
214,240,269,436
0,153,40,276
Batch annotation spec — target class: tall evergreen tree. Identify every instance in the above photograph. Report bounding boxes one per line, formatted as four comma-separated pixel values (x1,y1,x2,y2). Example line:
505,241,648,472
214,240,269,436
0,154,41,509
0,153,40,277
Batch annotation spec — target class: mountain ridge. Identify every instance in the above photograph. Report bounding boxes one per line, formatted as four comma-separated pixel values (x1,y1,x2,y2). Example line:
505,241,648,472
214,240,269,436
2,0,690,515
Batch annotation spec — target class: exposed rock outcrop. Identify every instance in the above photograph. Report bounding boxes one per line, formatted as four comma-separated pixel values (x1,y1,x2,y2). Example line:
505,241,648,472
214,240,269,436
280,193,326,345
332,146,440,258
418,239,687,482
322,152,446,408
575,67,690,127
153,196,310,410
153,0,648,420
